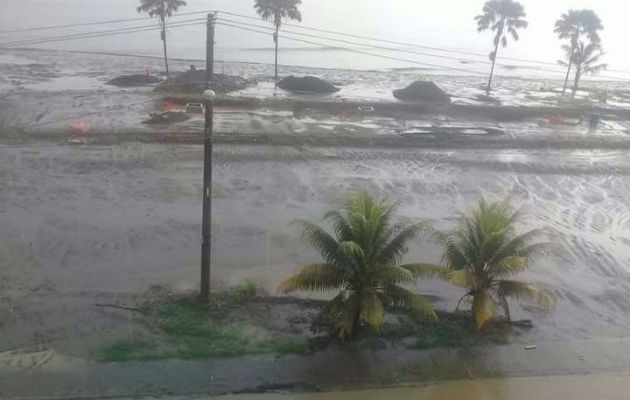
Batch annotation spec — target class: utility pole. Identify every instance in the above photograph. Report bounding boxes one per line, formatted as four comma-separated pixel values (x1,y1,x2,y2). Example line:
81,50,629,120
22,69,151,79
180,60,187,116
200,13,216,302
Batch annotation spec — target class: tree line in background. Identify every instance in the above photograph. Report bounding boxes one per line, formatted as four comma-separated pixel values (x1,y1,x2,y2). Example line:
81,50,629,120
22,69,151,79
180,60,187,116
136,0,607,97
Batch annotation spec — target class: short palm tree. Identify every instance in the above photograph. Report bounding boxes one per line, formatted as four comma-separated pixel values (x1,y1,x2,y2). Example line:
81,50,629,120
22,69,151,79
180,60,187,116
554,9,603,96
279,192,441,340
475,0,528,93
434,198,553,329
254,0,302,87
559,41,607,95
137,0,187,78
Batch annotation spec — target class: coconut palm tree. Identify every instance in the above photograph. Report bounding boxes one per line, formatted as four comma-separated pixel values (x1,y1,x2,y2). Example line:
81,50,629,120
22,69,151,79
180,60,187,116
554,10,603,96
559,41,607,95
137,0,187,78
279,192,442,340
254,0,302,87
433,198,553,329
475,0,528,93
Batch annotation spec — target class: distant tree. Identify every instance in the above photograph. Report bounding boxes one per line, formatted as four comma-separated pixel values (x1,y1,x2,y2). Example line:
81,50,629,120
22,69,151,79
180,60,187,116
137,0,187,78
279,192,442,340
554,10,603,96
559,41,607,95
254,0,302,87
475,0,528,93
434,198,553,329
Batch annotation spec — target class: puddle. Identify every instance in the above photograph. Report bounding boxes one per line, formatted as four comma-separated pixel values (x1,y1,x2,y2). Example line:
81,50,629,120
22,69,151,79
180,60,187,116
0,54,35,65
25,76,105,91
401,126,504,136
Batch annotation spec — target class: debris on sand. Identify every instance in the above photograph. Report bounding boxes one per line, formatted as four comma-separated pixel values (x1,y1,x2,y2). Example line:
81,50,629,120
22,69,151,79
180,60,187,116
142,111,191,125
106,74,161,87
278,76,341,94
155,69,252,93
393,81,451,104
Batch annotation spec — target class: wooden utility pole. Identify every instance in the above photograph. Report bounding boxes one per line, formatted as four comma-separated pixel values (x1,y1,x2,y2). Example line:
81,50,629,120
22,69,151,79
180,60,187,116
200,13,216,302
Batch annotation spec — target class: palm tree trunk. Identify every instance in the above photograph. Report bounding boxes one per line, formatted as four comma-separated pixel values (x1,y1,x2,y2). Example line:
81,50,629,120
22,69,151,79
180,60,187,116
501,296,511,322
161,15,169,78
486,34,501,93
274,24,279,88
561,56,573,96
572,68,581,96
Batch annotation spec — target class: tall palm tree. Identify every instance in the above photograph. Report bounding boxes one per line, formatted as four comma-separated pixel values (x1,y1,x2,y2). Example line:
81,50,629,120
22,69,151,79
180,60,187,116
475,0,528,93
279,192,442,340
254,0,302,87
554,10,603,96
137,0,187,78
559,41,607,95
434,198,553,329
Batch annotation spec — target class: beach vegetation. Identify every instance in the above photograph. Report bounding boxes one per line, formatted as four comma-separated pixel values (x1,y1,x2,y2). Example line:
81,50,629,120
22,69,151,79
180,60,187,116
278,192,444,340
475,0,528,93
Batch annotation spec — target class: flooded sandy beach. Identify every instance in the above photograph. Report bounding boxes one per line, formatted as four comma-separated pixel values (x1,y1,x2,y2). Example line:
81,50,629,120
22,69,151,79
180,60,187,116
0,45,629,398
1,138,629,350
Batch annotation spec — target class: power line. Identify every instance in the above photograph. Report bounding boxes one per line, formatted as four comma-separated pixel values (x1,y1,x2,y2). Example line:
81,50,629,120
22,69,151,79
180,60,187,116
2,7,627,76
217,20,628,81
0,19,205,48
216,22,491,76
217,17,495,67
0,10,215,34
217,10,630,75
1,11,626,81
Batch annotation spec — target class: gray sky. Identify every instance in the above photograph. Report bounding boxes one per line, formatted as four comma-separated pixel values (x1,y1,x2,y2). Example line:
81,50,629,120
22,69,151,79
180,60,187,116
1,0,629,73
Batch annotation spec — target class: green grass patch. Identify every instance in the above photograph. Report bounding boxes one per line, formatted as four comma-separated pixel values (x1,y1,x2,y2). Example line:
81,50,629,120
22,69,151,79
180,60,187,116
96,339,161,362
97,285,309,362
414,317,511,349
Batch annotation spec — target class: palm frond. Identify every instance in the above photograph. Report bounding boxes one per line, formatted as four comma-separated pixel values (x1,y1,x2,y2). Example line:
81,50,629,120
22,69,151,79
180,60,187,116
447,270,477,289
323,210,353,242
489,228,546,267
399,263,450,279
340,241,366,265
377,265,414,285
278,263,346,293
388,286,437,320
496,280,554,309
376,221,428,265
489,255,526,277
292,219,349,268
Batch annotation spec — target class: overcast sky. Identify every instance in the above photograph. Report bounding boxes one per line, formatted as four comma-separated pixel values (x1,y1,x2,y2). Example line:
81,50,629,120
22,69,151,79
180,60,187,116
2,0,629,73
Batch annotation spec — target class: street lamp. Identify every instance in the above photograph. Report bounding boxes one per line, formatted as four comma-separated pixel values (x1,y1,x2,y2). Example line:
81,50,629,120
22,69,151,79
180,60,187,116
200,88,215,302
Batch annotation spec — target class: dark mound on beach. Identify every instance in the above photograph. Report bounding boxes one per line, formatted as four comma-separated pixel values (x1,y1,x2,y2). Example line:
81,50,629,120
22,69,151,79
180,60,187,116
393,81,451,104
107,74,161,87
155,69,252,93
278,76,340,94
142,111,191,125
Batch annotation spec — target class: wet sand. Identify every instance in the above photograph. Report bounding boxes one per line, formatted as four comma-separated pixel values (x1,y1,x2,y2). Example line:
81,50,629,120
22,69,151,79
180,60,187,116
217,373,630,400
1,139,629,355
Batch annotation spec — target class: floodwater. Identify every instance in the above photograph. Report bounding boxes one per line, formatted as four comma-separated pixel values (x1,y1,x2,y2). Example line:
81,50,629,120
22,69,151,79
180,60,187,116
1,140,629,352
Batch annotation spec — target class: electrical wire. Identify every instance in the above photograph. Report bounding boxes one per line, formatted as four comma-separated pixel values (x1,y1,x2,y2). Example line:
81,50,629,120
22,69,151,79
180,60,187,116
0,10,216,34
216,17,495,66
217,21,628,81
0,19,206,48
0,10,626,81
216,22,490,76
217,10,630,75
